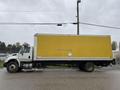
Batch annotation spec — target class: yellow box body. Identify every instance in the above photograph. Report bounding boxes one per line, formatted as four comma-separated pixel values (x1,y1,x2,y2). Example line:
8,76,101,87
34,34,112,60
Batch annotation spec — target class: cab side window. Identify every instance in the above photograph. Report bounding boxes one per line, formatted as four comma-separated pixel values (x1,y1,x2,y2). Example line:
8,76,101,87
24,47,30,53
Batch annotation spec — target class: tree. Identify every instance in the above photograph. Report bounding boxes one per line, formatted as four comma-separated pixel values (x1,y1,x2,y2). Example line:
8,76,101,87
7,44,12,53
15,42,21,53
23,42,30,48
0,42,6,53
11,44,16,53
0,41,2,53
112,41,117,50
0,41,30,53
16,42,20,47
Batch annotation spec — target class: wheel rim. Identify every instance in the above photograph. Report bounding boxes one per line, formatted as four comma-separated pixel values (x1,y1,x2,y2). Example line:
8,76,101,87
86,65,93,71
9,64,16,72
85,62,94,72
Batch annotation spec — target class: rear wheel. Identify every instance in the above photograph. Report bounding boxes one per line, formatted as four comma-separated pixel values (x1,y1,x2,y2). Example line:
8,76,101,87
6,61,19,73
78,64,84,71
84,62,94,72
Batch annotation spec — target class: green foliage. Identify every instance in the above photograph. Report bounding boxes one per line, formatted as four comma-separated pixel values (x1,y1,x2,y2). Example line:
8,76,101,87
0,60,4,68
0,41,30,53
0,42,6,53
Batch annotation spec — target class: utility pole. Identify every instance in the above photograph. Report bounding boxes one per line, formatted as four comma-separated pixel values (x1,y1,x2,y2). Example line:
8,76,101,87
77,0,81,35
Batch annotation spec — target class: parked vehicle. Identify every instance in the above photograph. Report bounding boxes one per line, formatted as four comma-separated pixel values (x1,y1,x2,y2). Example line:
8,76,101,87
4,34,115,73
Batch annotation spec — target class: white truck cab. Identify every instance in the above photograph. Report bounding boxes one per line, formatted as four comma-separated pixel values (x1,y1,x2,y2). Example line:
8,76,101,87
4,46,33,73
18,46,32,62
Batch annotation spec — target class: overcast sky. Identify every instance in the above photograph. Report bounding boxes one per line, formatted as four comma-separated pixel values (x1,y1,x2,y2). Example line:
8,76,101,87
0,0,120,45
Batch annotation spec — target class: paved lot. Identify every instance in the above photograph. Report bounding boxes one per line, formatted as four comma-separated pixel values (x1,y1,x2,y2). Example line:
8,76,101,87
0,67,120,90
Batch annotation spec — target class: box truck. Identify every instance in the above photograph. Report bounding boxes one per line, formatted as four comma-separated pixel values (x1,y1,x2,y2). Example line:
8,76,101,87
4,34,115,73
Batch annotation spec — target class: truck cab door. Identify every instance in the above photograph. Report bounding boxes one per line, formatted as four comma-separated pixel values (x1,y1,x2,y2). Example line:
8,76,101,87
18,47,32,62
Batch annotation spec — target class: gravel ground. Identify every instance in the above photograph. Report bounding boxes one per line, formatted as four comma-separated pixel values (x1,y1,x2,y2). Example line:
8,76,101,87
0,66,120,90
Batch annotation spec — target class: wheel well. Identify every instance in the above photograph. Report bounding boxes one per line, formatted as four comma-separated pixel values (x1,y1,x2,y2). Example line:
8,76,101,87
7,59,19,66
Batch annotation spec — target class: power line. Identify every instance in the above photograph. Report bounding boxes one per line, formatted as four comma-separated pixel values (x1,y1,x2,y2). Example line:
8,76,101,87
0,22,66,26
0,22,119,30
79,22,120,30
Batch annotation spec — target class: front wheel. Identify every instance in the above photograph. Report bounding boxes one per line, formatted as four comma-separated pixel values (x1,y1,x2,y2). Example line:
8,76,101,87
6,61,19,73
84,62,94,72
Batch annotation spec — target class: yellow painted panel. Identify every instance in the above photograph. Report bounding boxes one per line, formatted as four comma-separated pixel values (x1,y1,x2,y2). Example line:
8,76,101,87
35,35,112,59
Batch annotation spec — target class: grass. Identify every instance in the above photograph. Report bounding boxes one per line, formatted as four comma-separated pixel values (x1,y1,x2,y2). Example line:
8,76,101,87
0,60,4,68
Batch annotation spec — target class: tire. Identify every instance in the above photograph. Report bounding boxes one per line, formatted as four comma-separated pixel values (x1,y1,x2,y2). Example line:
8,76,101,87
84,62,94,72
6,61,19,73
